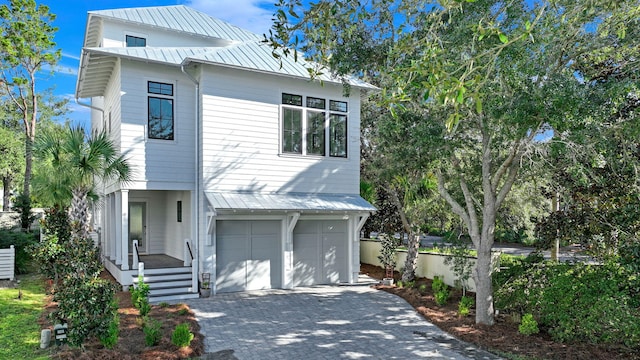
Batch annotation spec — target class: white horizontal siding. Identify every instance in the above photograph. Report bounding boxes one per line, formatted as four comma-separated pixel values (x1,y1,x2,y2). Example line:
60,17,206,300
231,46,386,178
101,20,228,48
201,67,361,195
119,60,196,189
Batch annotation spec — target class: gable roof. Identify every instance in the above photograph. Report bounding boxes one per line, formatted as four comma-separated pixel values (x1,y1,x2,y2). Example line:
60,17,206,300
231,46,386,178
76,5,377,99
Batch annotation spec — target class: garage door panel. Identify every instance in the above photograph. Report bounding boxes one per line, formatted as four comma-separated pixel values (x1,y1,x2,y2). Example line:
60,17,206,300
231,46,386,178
293,220,348,286
216,220,281,293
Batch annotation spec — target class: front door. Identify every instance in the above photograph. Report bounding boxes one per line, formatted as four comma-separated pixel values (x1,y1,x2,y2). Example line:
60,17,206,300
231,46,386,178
128,202,147,254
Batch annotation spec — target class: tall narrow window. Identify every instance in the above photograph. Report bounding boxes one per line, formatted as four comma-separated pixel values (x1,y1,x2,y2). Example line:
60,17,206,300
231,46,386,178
306,110,325,155
282,107,302,153
148,81,174,140
126,35,146,47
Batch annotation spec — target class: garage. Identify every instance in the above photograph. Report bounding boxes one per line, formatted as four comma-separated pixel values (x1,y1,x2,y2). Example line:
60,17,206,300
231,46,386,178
216,220,282,293
293,220,348,287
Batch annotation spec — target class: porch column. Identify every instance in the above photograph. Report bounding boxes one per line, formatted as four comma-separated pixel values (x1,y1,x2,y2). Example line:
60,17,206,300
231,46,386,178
114,192,122,265
349,213,370,284
120,190,129,270
110,193,117,261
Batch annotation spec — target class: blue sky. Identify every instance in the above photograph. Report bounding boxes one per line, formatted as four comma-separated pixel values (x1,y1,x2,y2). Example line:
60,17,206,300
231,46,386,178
40,0,276,128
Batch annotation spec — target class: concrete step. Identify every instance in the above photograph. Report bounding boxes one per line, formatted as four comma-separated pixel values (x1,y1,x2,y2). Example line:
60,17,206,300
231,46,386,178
150,292,200,304
142,267,191,275
134,273,192,283
145,279,192,289
149,286,194,296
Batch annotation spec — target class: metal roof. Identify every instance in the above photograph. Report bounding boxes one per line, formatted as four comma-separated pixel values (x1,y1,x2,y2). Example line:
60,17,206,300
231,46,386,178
85,5,260,47
76,5,377,99
205,192,376,213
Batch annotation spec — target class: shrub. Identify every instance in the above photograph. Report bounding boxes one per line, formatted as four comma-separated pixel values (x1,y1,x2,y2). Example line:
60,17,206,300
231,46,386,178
458,296,474,317
131,275,151,314
143,317,162,346
377,233,397,277
171,323,194,348
418,284,427,294
159,302,170,308
0,229,38,274
432,276,450,306
518,313,539,335
54,276,119,347
496,261,640,346
99,304,119,349
11,193,37,231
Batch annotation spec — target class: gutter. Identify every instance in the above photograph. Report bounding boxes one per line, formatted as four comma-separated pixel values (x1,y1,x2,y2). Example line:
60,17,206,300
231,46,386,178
181,64,201,293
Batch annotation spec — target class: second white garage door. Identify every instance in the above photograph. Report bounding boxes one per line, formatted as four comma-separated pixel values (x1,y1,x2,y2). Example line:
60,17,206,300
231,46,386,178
216,220,282,293
293,220,348,287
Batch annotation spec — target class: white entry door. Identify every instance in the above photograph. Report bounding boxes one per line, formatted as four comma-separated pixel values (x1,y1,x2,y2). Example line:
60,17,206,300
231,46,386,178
128,202,147,254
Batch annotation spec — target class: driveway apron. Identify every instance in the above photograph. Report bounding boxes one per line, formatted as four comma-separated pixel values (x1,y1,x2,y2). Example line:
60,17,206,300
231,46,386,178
186,285,501,360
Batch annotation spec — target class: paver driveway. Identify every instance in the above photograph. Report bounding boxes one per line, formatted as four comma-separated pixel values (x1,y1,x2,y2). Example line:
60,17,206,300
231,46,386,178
186,285,501,359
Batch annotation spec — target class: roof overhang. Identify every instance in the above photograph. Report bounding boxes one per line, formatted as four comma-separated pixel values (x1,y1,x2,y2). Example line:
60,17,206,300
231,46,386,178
205,192,376,215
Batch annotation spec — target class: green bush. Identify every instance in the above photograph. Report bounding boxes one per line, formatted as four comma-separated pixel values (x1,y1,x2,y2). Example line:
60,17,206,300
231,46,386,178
54,276,119,347
99,303,119,349
131,275,151,314
171,323,194,348
0,229,38,274
418,284,427,294
518,313,539,335
143,317,162,346
432,276,449,306
458,296,474,317
495,261,640,346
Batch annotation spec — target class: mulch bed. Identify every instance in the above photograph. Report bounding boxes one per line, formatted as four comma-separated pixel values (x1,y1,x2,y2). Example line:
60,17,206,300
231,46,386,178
361,263,639,360
39,272,204,359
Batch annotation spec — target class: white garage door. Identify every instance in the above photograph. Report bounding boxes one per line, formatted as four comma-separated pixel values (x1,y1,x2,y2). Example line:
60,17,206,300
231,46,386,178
293,220,348,287
216,220,282,293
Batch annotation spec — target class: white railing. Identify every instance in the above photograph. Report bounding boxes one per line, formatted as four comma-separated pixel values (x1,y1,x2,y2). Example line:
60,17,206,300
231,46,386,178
132,240,140,270
185,239,198,293
0,245,15,281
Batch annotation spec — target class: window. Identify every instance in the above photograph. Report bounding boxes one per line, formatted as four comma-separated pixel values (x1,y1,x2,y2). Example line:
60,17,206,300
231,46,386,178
177,201,182,222
126,35,146,47
281,93,347,158
148,81,174,140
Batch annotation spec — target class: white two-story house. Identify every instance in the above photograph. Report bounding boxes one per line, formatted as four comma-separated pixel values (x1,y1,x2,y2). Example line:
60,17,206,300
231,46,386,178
76,5,376,302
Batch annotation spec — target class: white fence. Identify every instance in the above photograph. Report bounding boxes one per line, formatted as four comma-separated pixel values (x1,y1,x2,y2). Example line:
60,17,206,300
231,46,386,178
360,239,500,292
0,245,15,281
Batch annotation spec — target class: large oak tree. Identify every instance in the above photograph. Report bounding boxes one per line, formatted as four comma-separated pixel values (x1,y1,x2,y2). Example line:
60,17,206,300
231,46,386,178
267,0,640,325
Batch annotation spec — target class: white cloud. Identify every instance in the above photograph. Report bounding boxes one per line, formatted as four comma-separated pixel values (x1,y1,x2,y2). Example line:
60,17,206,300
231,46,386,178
184,0,274,36
62,52,81,61
41,63,78,76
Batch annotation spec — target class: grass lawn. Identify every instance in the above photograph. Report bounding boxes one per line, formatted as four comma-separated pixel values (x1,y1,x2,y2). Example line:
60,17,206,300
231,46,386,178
0,274,49,360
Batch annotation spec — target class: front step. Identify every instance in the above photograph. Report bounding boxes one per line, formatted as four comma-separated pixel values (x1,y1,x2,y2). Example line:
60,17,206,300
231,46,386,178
132,266,199,303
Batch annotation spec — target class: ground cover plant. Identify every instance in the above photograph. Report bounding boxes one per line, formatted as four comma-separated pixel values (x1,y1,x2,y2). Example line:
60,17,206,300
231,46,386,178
361,263,640,359
0,275,49,360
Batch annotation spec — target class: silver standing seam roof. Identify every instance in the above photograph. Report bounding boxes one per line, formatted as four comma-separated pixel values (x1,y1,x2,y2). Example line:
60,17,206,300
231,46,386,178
206,192,376,213
76,5,377,98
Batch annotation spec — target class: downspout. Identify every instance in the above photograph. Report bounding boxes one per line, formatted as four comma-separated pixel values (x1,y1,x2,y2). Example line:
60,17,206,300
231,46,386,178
181,64,200,294
75,97,104,113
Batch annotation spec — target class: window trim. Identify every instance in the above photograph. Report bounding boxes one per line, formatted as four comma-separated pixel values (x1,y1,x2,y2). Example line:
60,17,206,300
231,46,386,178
147,80,175,141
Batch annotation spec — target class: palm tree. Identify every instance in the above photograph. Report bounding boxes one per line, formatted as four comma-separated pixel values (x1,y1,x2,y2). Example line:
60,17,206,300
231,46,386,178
34,125,131,240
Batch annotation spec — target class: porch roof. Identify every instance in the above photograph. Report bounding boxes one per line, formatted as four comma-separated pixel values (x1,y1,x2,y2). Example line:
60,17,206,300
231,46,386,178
205,192,376,213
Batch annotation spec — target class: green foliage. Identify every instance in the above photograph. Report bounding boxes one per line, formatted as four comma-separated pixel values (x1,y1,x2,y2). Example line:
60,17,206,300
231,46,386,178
99,302,119,349
418,284,427,294
171,323,194,348
177,307,189,316
443,239,474,295
396,280,403,288
458,296,474,317
0,228,37,274
518,313,539,336
159,302,170,308
432,275,450,306
377,233,397,275
11,193,37,231
54,276,119,347
143,317,162,346
495,262,640,346
131,275,151,313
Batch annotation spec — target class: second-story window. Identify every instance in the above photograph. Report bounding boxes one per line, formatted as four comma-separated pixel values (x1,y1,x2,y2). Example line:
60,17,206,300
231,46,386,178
148,81,174,140
281,93,348,158
126,35,146,47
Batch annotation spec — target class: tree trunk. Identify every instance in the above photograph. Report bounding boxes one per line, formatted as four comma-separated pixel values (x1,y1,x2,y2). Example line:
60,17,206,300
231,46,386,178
23,135,33,200
2,176,11,211
70,187,90,241
474,242,495,325
388,187,419,282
